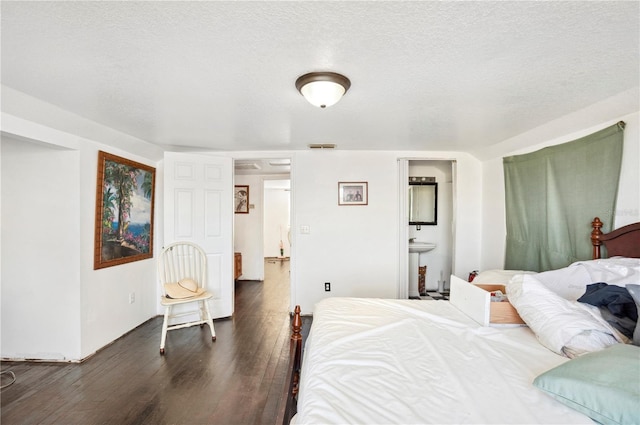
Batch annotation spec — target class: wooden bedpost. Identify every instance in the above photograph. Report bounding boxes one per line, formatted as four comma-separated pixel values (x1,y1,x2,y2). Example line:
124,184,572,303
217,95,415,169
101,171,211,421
291,305,302,398
591,217,603,260
292,305,302,342
276,305,304,425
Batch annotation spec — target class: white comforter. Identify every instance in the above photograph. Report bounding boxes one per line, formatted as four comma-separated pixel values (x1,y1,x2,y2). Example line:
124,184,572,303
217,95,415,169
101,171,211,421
505,257,640,357
295,298,593,424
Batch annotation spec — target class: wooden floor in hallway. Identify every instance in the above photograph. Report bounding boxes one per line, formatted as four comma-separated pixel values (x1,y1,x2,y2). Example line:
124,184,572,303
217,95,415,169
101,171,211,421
1,258,309,425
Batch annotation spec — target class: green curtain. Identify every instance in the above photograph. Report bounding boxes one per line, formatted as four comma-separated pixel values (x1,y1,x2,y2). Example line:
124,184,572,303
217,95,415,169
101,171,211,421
503,122,624,272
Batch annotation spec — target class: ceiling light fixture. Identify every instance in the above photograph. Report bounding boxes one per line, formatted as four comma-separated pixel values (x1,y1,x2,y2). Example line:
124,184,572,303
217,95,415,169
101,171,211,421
295,72,351,108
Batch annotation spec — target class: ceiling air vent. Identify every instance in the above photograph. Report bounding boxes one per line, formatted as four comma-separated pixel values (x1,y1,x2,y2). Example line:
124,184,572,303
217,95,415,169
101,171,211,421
308,144,337,149
234,162,261,170
268,159,291,166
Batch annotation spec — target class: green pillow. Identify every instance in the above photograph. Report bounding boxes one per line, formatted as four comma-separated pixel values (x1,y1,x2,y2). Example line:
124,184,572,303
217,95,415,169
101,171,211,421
533,344,640,425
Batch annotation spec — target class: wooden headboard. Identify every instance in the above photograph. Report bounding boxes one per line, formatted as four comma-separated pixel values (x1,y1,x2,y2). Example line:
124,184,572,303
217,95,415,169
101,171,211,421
591,217,640,259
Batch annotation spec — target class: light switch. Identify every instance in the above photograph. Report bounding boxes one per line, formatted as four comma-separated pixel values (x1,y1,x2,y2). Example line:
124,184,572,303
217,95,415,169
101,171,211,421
300,225,310,234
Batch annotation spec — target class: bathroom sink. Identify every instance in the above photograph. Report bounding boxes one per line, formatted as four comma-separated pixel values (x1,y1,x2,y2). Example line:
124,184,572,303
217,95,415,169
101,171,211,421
409,241,436,253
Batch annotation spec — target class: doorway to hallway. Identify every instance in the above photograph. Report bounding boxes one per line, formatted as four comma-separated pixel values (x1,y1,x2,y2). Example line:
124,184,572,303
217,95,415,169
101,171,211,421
233,158,291,309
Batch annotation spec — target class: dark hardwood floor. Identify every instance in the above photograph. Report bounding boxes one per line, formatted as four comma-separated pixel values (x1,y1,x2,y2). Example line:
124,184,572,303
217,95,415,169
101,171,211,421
1,258,309,425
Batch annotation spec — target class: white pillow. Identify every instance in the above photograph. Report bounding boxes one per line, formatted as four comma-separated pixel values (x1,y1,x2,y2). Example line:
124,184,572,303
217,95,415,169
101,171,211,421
570,257,640,287
533,257,640,301
507,274,623,357
532,265,592,301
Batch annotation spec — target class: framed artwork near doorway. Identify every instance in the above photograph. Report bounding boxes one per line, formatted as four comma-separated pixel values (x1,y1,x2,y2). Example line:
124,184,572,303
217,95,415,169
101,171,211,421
338,181,368,206
235,185,249,213
94,151,156,269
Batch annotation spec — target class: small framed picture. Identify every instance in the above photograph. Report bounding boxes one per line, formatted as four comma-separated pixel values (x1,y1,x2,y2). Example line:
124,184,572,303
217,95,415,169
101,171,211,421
234,185,249,214
338,182,368,206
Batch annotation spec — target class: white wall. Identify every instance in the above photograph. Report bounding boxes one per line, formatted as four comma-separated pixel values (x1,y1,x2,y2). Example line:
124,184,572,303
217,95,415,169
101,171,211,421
480,106,640,270
1,136,82,360
292,150,482,313
79,146,162,357
233,174,264,280
1,88,163,361
263,180,291,258
233,175,291,280
0,130,2,359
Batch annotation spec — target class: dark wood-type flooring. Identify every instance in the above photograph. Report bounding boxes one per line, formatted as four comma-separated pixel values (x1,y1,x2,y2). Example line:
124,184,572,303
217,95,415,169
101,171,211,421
1,258,310,425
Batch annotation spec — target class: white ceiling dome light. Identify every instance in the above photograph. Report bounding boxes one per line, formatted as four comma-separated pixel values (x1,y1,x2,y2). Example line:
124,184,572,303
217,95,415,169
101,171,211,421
295,72,351,108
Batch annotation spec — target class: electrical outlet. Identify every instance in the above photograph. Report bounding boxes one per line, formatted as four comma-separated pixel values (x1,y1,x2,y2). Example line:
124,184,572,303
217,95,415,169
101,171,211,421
129,292,135,304
324,282,331,292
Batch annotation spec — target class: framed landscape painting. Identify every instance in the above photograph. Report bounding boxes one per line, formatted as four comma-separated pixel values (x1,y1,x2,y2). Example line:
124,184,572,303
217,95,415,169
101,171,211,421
94,151,156,269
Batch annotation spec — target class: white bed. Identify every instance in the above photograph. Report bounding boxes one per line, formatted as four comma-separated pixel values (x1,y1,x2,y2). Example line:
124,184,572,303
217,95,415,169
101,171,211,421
278,219,640,425
296,297,593,424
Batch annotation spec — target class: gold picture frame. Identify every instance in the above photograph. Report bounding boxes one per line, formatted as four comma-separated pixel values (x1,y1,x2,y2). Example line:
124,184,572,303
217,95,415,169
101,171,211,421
94,151,156,269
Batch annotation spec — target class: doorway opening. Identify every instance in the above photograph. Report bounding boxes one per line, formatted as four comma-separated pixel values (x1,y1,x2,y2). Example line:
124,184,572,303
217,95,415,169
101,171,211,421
233,158,291,307
399,159,456,300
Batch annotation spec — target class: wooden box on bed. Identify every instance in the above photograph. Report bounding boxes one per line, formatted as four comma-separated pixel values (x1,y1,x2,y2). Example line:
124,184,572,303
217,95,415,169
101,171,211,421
450,275,525,326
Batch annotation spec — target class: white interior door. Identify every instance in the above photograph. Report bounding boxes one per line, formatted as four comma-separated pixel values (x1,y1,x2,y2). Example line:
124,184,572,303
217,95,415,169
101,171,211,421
164,152,234,318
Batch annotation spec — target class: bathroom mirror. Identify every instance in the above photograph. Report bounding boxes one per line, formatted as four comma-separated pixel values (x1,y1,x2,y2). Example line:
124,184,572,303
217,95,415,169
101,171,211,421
409,182,437,225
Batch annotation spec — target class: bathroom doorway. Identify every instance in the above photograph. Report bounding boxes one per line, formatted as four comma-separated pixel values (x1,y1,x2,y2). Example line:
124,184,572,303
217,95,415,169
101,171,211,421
399,159,456,299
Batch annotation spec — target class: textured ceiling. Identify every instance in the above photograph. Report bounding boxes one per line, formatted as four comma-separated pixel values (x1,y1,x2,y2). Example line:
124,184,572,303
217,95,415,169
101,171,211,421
1,1,638,154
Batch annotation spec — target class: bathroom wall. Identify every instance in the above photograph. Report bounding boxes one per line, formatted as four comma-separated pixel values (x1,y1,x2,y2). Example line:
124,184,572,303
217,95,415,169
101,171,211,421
408,160,454,291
